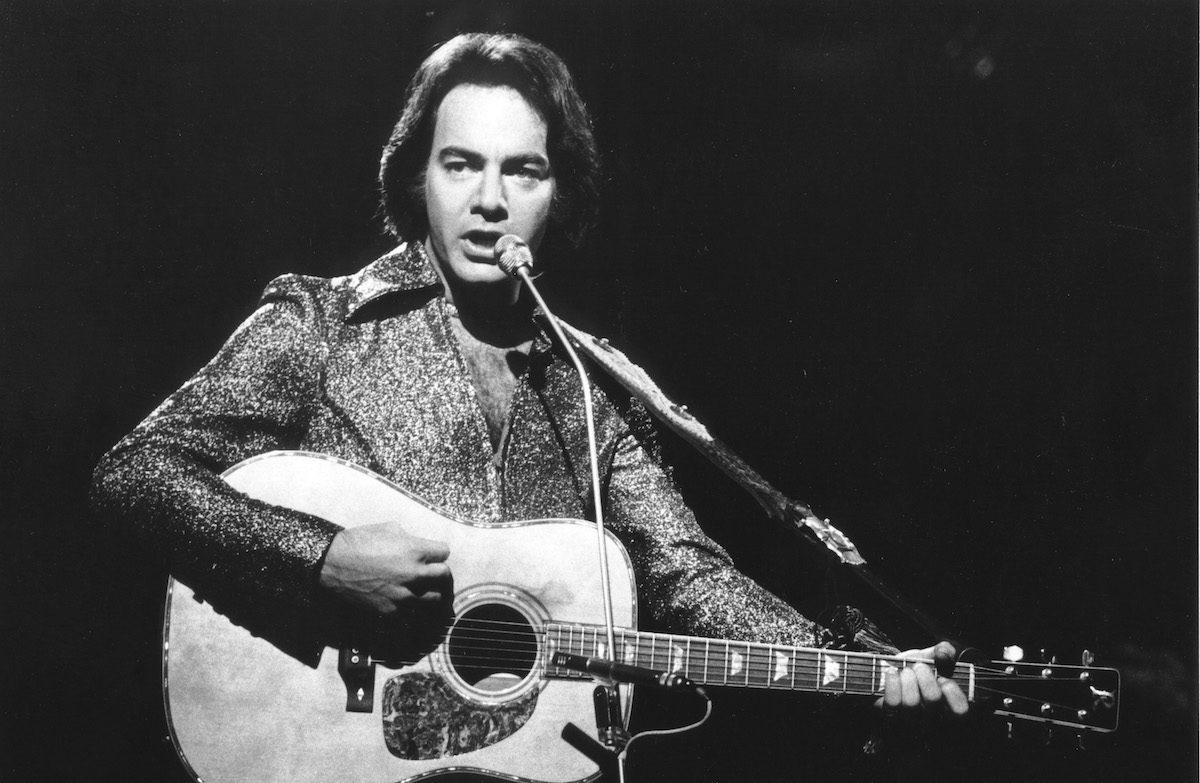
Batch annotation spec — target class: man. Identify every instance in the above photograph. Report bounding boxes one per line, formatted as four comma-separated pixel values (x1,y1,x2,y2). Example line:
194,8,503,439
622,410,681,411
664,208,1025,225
91,31,963,762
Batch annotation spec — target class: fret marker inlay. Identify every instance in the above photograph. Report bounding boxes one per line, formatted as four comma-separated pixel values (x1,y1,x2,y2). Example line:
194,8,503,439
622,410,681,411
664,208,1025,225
878,662,898,691
773,652,789,682
821,653,841,686
730,650,744,676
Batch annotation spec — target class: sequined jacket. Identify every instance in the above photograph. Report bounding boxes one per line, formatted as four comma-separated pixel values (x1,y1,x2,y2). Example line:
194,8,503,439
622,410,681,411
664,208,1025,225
91,242,824,665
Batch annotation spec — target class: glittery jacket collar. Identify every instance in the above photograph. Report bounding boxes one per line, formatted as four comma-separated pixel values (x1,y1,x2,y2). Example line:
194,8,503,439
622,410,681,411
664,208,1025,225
344,241,554,356
343,242,441,320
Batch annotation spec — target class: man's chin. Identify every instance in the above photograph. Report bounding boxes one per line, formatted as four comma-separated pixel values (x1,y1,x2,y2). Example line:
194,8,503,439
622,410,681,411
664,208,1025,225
447,259,522,295
459,263,509,285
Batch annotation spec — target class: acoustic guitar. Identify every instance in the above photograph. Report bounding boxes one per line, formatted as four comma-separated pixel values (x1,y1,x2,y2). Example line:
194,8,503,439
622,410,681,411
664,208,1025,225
163,451,1119,782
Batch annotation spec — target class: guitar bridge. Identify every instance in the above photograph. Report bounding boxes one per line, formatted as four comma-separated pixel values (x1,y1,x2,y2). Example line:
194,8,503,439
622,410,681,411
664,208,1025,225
338,647,376,713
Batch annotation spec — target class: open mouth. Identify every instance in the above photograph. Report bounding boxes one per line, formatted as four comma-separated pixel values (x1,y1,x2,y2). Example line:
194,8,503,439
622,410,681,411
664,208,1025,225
461,231,504,258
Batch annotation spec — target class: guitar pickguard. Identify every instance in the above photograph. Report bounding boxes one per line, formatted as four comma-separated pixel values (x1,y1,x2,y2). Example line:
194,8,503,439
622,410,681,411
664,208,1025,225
381,672,538,760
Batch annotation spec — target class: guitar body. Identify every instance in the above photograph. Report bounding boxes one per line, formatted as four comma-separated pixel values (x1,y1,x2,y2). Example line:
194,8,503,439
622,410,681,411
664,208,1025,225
164,451,636,783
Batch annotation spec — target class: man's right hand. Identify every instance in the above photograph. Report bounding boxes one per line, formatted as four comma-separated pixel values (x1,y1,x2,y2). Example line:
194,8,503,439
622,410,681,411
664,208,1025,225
319,523,452,613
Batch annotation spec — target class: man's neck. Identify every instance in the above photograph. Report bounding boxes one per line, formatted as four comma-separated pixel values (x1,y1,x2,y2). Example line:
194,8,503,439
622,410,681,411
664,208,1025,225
424,238,535,348
449,297,537,349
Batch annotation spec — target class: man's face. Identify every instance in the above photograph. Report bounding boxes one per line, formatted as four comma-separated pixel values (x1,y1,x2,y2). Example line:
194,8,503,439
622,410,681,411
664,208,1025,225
423,83,556,295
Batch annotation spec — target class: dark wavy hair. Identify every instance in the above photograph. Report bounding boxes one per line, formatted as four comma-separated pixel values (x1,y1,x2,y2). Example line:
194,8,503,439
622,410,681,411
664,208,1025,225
379,33,601,250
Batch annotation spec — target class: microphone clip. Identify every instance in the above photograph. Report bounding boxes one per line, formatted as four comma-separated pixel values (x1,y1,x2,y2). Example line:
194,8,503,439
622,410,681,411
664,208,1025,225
552,651,697,690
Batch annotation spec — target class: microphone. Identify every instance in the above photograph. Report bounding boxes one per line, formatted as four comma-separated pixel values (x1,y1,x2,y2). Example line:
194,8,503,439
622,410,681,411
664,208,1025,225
552,651,698,690
495,234,534,278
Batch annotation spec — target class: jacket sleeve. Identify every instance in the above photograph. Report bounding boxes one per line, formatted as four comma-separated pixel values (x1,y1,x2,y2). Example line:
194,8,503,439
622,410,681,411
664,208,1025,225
603,403,826,649
90,274,341,666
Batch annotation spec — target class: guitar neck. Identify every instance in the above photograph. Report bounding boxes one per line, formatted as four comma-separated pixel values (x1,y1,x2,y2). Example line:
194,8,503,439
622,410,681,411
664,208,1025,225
544,624,975,699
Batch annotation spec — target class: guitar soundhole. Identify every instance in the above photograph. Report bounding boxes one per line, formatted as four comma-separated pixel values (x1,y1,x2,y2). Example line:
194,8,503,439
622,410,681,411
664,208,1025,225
447,603,538,692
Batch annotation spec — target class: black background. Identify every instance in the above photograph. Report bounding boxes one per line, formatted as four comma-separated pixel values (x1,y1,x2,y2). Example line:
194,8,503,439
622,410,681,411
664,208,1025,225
1,1,1196,780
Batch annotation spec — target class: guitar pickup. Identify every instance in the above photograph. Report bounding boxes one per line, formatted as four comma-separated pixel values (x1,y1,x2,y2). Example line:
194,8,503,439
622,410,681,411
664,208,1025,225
338,648,376,713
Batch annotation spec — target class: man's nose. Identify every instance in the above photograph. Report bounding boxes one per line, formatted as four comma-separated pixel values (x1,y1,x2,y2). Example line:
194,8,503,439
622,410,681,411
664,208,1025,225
471,168,507,220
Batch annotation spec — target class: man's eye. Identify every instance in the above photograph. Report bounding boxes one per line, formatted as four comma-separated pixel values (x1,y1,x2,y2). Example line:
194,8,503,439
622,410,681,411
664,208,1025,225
444,160,471,174
514,167,545,181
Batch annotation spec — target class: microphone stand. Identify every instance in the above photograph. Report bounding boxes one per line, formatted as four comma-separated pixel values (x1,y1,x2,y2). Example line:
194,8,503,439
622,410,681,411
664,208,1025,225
497,238,630,774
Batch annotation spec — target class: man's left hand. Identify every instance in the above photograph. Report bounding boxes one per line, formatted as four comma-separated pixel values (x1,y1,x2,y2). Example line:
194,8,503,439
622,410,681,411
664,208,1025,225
874,641,969,717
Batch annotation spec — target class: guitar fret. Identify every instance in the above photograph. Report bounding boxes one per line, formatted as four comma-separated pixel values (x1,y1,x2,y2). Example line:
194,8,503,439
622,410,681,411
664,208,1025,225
703,639,710,685
845,652,859,694
755,644,769,688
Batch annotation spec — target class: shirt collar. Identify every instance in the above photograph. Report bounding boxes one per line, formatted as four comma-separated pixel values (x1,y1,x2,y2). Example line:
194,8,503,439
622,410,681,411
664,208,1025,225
344,241,441,321
343,240,555,355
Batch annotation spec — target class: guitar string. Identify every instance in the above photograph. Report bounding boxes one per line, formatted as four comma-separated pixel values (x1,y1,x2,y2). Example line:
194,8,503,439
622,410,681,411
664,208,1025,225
378,618,1105,705
370,638,1105,715
424,638,1099,677
383,642,967,678
420,624,1093,682
413,622,1094,684
446,617,955,666
442,618,1108,679
369,650,1105,718
400,657,1106,719
380,642,1085,689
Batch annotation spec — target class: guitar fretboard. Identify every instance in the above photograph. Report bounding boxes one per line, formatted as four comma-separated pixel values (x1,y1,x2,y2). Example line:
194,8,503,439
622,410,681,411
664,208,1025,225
543,623,974,699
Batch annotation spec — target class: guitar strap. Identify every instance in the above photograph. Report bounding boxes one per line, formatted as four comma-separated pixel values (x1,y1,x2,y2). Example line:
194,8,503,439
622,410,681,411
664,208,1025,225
558,320,957,644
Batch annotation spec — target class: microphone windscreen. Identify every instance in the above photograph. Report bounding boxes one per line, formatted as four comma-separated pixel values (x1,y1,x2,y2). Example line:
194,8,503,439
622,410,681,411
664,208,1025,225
495,234,533,278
